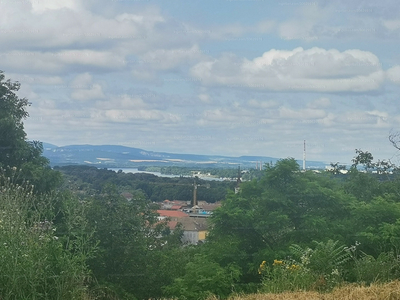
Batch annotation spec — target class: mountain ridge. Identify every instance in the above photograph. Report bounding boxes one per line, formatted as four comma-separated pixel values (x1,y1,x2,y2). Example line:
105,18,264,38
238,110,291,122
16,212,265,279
42,143,329,169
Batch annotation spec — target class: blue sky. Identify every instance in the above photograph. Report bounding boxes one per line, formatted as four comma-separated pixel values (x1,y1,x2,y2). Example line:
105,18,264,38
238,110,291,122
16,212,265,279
1,0,400,165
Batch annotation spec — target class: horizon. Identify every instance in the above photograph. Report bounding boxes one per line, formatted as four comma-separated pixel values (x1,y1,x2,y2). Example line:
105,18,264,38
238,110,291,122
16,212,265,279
3,0,400,165
42,141,346,165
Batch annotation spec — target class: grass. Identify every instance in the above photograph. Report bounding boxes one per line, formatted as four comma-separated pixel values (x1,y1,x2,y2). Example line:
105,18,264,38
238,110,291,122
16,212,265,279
205,281,400,300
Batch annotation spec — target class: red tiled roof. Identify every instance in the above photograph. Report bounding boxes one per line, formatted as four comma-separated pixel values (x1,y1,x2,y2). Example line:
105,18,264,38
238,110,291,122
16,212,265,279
167,221,178,230
170,205,182,210
157,210,189,218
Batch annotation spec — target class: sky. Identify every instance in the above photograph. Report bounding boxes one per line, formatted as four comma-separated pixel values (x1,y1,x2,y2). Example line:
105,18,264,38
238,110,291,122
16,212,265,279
2,0,400,165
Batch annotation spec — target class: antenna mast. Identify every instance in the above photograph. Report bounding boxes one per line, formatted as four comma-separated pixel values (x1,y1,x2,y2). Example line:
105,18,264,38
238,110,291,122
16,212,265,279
303,140,306,171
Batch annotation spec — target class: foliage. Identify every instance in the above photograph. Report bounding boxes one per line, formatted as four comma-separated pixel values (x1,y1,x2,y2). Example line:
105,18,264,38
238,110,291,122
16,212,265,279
163,254,241,300
56,165,233,203
260,240,350,293
260,259,316,293
0,71,62,193
345,242,400,285
289,240,351,278
0,171,94,299
209,158,353,283
328,162,347,174
86,183,185,299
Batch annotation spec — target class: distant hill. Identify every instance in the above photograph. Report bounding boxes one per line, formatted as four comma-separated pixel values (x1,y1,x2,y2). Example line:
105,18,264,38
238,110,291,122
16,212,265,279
42,143,329,169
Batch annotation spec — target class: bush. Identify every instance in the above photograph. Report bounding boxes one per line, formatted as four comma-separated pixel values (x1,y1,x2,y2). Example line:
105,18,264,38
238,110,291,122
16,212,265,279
163,254,241,300
260,240,351,293
352,251,400,284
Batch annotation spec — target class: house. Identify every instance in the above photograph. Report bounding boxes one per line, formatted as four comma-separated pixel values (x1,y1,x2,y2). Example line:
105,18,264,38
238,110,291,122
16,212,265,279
160,200,189,210
178,217,208,245
156,210,209,245
157,210,189,221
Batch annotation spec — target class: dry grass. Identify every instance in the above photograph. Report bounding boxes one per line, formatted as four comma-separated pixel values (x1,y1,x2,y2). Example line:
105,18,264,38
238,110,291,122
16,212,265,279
211,281,400,300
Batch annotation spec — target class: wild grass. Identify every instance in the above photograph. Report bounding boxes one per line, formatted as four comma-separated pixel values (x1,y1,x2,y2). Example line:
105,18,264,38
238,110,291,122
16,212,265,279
209,281,400,300
0,169,95,299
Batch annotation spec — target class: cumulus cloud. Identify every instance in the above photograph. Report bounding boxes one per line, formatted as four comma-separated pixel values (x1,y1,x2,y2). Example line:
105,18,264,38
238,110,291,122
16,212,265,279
29,0,83,13
386,65,400,84
307,98,331,108
198,94,211,103
69,72,105,101
277,0,400,41
143,45,207,69
191,47,384,92
71,84,105,101
247,99,278,109
0,50,125,74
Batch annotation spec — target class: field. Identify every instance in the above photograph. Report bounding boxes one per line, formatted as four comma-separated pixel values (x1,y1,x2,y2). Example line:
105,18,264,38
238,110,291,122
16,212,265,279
211,281,400,300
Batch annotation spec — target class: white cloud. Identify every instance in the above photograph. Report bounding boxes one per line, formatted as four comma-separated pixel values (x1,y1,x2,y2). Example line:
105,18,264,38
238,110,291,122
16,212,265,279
29,0,82,13
0,50,126,74
70,73,93,88
247,99,278,109
278,107,326,120
71,84,105,101
191,47,384,92
137,45,207,71
6,73,64,85
308,98,331,108
69,73,105,101
386,65,400,84
276,1,400,40
198,94,211,103
383,20,400,31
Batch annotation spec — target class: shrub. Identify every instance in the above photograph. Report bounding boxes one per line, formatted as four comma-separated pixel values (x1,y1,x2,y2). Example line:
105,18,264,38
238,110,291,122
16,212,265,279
260,240,351,293
163,254,241,300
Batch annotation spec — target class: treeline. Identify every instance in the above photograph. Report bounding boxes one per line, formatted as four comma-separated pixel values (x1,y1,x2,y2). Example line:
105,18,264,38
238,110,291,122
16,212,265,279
55,165,234,203
139,165,265,181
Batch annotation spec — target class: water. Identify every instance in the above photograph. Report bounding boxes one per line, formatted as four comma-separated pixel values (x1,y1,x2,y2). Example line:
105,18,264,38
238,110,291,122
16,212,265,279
107,168,226,181
107,168,183,178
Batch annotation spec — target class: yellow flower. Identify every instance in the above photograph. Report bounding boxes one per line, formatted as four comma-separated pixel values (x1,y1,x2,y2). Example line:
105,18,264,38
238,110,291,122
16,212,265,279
289,264,300,271
273,259,284,266
258,260,267,275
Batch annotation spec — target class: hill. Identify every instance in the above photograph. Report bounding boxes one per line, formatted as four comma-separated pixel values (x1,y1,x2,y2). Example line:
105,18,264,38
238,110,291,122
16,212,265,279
42,143,329,169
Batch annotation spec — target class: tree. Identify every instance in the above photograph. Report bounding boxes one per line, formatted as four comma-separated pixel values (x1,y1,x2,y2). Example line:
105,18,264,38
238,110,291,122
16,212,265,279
0,71,61,192
328,162,347,174
163,254,241,300
86,183,184,299
208,158,353,285
352,149,374,171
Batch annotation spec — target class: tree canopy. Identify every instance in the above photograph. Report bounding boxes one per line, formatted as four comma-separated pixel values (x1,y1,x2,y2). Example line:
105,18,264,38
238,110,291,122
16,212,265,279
0,71,61,192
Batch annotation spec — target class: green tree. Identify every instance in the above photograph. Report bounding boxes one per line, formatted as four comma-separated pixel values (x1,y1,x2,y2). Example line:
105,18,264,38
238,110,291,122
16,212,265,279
209,158,354,283
163,254,241,300
0,71,61,193
352,149,374,171
86,183,184,299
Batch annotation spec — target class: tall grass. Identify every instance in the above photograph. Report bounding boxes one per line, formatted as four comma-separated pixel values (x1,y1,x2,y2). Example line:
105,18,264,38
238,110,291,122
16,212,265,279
0,169,95,299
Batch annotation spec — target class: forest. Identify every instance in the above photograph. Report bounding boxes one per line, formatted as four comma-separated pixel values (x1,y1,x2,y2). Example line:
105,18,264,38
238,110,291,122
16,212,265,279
55,165,235,203
3,70,400,299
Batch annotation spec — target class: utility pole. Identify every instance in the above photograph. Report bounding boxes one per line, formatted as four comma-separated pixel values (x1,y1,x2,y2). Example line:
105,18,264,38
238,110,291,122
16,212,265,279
303,140,306,171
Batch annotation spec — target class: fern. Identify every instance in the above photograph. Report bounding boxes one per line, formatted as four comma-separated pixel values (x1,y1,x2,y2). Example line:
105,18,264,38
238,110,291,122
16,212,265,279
289,240,351,275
